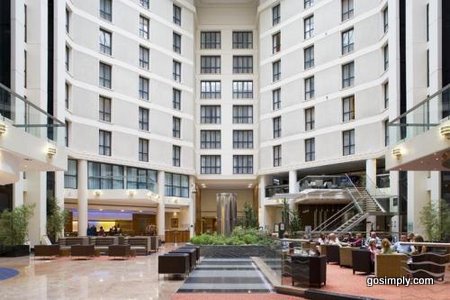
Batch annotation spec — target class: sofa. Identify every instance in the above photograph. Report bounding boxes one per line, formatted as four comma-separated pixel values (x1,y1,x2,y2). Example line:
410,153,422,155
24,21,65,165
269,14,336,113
108,245,131,259
408,252,450,281
126,236,150,256
158,253,190,277
71,245,95,258
58,237,89,254
89,237,118,255
34,245,60,258
375,254,408,278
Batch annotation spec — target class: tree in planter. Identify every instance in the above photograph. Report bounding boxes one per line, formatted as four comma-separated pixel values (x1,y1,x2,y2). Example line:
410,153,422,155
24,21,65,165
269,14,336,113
47,197,68,244
289,210,302,238
419,200,450,242
0,204,35,246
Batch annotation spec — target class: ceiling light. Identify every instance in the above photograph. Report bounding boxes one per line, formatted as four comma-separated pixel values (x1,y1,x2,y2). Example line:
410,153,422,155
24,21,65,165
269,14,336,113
121,209,125,212
99,209,103,211
440,125,450,139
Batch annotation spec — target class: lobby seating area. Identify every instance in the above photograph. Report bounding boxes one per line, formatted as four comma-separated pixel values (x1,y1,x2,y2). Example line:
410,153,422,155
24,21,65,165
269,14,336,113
158,245,200,277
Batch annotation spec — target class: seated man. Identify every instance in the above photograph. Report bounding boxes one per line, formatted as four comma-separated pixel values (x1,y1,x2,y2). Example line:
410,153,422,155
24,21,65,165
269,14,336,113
365,231,381,247
328,233,342,247
351,233,363,247
392,234,413,254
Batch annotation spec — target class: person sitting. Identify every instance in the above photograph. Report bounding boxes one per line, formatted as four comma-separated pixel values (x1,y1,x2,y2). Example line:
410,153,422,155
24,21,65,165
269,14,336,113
407,232,415,242
380,238,394,254
366,231,381,247
98,226,105,237
368,238,380,263
351,233,363,247
392,234,413,254
317,233,328,245
328,233,342,247
412,235,427,254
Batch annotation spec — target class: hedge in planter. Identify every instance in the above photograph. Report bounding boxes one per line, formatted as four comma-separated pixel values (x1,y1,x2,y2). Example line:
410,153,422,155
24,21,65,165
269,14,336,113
0,204,34,257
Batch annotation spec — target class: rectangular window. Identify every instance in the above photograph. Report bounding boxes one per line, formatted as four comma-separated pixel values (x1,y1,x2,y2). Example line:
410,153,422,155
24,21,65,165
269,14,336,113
173,145,181,167
304,15,314,39
273,60,281,82
139,46,149,69
233,56,253,74
200,130,221,149
384,44,389,71
99,29,112,55
99,130,112,156
342,0,354,21
384,82,389,108
200,155,221,174
272,4,280,26
88,162,124,189
200,31,221,49
173,117,181,138
384,120,389,146
305,107,315,131
304,76,315,100
272,32,281,54
64,159,77,189
273,145,281,167
343,129,355,156
304,46,314,69
99,62,112,88
139,15,149,39
233,31,253,49
200,81,221,99
65,46,70,71
426,4,429,41
139,107,149,131
342,95,355,122
140,0,149,9
173,88,181,110
232,81,253,99
127,168,157,191
342,28,354,55
426,49,430,87
305,138,315,162
139,138,149,162
273,116,281,138
173,4,181,25
165,173,189,197
173,60,181,82
173,32,181,53
304,0,314,9
233,155,253,174
100,0,112,21
65,8,70,34
342,61,354,88
99,96,112,122
273,88,281,110
65,83,70,109
65,120,70,147
383,7,388,33
200,105,221,124
24,51,27,88
233,105,253,124
201,56,221,74
233,130,253,149
139,76,149,100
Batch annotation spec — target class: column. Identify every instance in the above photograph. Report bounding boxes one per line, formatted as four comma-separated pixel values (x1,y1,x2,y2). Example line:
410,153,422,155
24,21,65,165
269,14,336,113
25,171,46,247
258,176,266,230
77,160,88,237
54,170,65,236
288,170,297,211
407,171,428,236
157,171,165,241
189,176,195,238
365,159,377,233
12,173,24,207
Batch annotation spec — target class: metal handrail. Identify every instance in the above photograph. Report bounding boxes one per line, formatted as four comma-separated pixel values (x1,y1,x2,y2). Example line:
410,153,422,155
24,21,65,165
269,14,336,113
311,202,357,233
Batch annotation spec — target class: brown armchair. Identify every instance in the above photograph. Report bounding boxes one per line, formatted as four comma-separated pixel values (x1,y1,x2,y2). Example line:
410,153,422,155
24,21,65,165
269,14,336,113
108,245,131,259
325,245,340,264
71,245,95,258
34,245,60,259
339,247,354,268
375,254,408,278
352,249,373,274
158,253,190,277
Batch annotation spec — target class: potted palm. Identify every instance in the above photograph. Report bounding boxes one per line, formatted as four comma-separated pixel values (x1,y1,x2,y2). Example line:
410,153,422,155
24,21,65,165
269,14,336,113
419,200,450,242
46,197,68,244
0,204,34,257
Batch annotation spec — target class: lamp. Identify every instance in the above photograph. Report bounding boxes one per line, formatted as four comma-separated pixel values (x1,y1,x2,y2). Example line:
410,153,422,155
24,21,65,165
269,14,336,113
127,190,136,197
94,190,102,197
47,146,57,158
392,148,402,159
0,123,6,135
440,125,450,139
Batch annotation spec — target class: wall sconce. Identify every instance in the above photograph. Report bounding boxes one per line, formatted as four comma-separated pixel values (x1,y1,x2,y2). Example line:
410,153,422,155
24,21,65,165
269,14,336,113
392,148,402,159
127,190,136,197
94,190,102,197
174,199,178,204
47,146,57,158
0,123,6,135
440,125,450,139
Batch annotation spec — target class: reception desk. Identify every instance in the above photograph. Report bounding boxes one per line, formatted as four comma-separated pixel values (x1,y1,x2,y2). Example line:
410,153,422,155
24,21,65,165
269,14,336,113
165,230,190,243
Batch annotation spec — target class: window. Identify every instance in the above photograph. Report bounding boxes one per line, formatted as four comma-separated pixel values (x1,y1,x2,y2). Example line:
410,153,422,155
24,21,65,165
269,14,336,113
233,31,253,49
99,29,112,55
273,116,281,138
200,105,221,124
173,117,181,138
304,0,314,9
165,172,189,197
24,51,27,88
99,62,112,88
65,120,70,147
200,130,221,149
384,44,389,71
426,50,430,87
272,32,281,54
342,28,354,55
384,120,389,146
88,162,124,189
173,60,181,82
173,32,181,53
233,155,253,174
173,4,181,25
232,81,253,99
140,0,149,9
273,60,281,82
139,46,149,69
99,96,111,122
201,155,221,174
304,15,314,39
342,96,355,122
200,31,221,49
201,56,221,74
64,159,77,189
272,4,280,26
139,76,149,100
139,15,149,39
233,105,253,124
383,7,388,33
342,62,354,88
233,56,253,74
304,46,314,69
139,138,149,162
342,0,354,21
173,145,181,167
233,130,253,149
200,81,221,99
127,168,157,191
99,130,112,156
343,129,355,155
426,4,429,41
304,76,314,100
305,138,315,161
65,8,70,34
305,107,315,131
139,107,149,131
173,88,181,110
65,46,70,71
273,88,281,110
100,0,112,21
384,81,389,108
65,83,70,109
273,145,281,167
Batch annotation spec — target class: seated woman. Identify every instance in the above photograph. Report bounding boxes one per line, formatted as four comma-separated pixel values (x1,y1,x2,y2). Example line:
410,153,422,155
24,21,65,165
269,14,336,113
380,238,394,254
351,233,363,247
412,235,427,255
317,233,328,245
328,233,342,247
368,238,380,263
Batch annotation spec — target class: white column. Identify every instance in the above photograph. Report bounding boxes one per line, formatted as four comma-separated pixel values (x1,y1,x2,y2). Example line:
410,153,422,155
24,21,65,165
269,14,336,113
77,160,88,237
12,173,24,207
157,171,165,241
288,170,297,211
25,171,46,247
54,171,65,236
189,176,195,238
365,159,377,193
407,171,428,237
258,176,266,230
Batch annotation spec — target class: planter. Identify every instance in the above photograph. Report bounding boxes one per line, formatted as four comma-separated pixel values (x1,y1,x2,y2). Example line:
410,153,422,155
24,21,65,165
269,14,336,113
0,245,30,257
199,245,268,258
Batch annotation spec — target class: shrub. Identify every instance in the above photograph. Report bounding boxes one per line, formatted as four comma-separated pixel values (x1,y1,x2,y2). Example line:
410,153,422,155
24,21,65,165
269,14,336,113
190,226,272,246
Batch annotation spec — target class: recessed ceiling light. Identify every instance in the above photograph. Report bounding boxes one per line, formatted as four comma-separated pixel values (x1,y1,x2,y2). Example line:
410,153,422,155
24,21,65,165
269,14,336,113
121,209,125,212
99,209,103,211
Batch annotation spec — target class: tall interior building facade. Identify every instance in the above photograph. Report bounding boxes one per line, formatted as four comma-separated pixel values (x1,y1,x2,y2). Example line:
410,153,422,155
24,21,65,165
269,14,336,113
0,0,448,246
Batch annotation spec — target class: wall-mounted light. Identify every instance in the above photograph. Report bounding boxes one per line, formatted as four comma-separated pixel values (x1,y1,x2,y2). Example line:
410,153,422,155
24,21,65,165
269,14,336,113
392,148,402,159
94,190,102,197
440,125,450,139
127,190,136,197
47,146,57,158
0,123,6,135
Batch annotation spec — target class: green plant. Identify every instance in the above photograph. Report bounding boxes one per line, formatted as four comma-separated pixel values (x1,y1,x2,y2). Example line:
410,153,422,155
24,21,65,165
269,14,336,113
190,226,272,246
289,210,302,237
46,197,68,244
238,202,258,229
0,204,35,246
420,200,450,241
